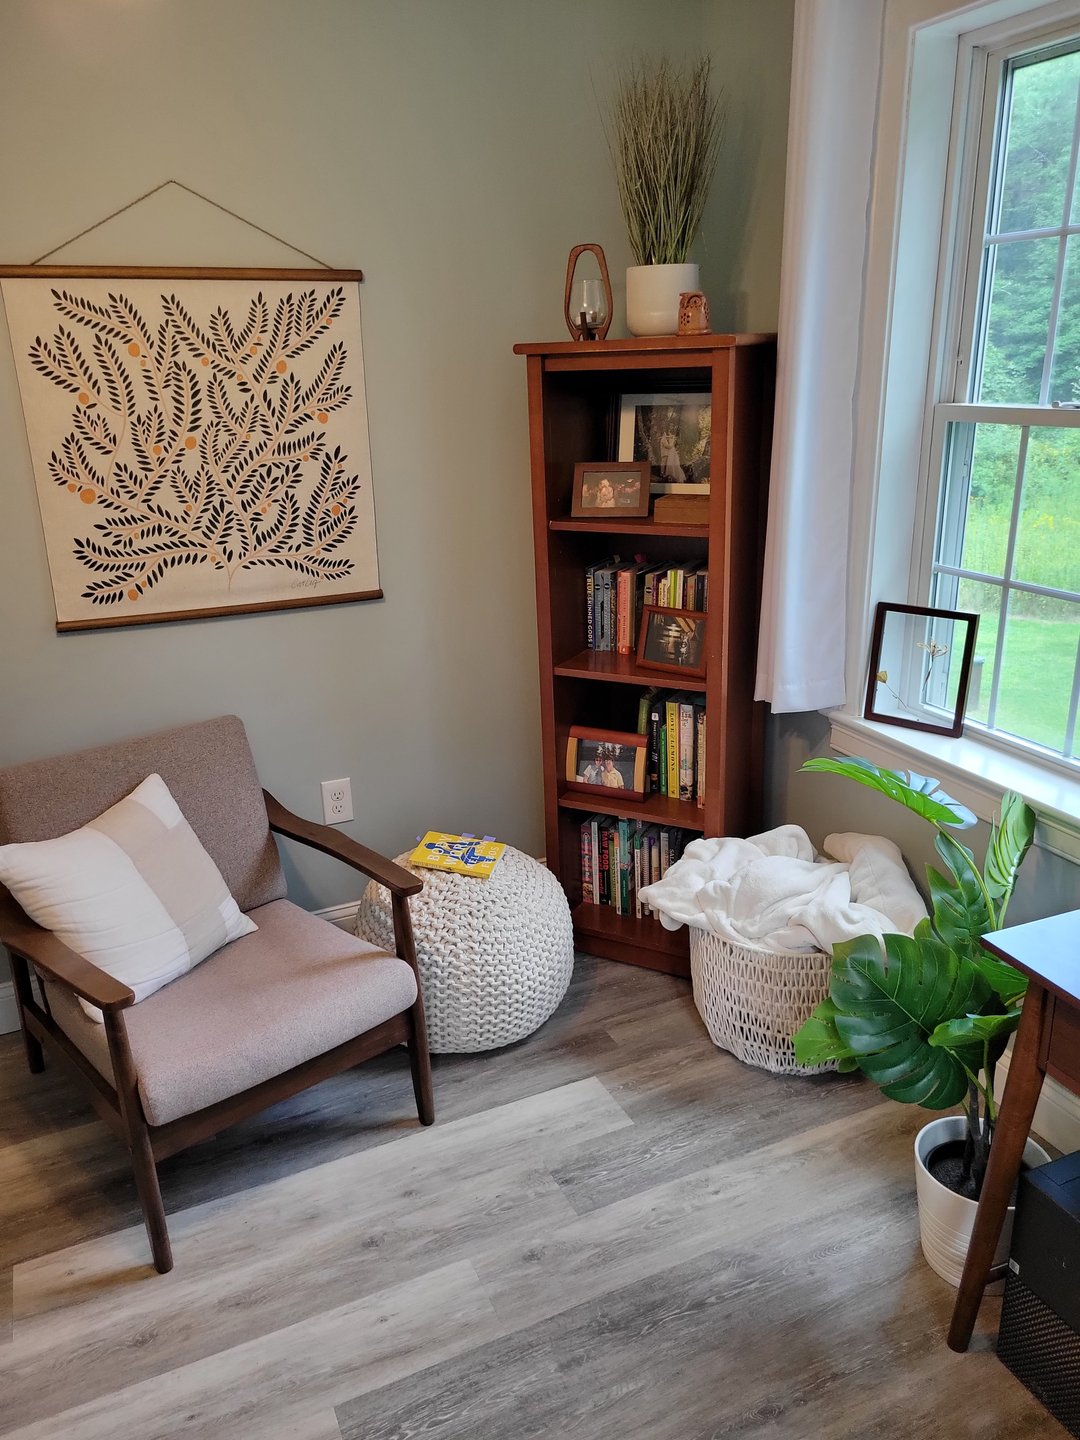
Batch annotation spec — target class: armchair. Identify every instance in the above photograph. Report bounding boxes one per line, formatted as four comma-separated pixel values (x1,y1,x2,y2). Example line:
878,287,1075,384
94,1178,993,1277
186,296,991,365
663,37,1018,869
0,715,433,1274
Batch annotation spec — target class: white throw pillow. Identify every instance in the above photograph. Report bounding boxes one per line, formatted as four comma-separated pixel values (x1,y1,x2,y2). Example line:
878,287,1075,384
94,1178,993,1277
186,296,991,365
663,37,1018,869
0,773,256,1019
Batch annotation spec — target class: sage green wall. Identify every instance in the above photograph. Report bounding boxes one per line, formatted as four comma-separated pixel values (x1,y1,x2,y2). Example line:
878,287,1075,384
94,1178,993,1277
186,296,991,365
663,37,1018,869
0,0,797,951
701,0,794,332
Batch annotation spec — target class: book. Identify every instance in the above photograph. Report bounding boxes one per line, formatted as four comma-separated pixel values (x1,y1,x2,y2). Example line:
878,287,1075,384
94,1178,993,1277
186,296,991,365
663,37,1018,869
616,564,644,655
598,820,612,906
678,699,696,802
617,818,632,915
584,558,615,649
665,693,683,798
580,819,594,903
647,691,664,791
637,686,658,737
409,832,505,878
694,700,707,807
593,560,620,651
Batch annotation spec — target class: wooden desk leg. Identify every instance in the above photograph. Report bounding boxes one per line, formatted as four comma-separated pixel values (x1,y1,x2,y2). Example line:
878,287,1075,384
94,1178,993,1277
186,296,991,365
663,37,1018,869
947,983,1048,1352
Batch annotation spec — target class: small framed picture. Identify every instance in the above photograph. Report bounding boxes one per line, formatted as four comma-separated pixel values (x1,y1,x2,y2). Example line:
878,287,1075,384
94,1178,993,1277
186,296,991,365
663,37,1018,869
617,392,711,494
864,602,979,737
636,606,707,678
565,726,648,801
571,461,651,518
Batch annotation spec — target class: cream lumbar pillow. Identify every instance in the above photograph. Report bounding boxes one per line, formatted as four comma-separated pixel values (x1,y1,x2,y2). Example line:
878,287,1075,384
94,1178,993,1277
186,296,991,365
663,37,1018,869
0,772,256,1019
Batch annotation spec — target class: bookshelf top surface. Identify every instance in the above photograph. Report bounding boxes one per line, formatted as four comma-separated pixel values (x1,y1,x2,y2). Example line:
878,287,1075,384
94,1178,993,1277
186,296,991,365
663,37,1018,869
513,334,775,357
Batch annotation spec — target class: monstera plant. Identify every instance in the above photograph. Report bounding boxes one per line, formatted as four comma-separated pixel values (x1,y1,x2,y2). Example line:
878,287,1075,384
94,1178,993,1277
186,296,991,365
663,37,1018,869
793,758,1037,1201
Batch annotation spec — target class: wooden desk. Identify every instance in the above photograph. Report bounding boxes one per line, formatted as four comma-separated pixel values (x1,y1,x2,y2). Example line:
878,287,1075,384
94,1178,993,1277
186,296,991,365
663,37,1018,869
948,908,1080,1352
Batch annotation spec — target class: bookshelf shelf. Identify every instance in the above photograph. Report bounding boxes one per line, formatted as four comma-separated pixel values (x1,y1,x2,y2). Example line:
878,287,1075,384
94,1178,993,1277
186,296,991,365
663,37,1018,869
553,648,708,692
549,517,710,540
516,334,775,978
557,788,706,829
571,903,689,974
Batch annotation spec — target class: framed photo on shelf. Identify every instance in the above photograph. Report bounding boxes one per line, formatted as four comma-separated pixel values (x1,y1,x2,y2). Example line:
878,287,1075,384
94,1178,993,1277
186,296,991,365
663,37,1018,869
636,606,707,678
565,726,648,801
864,602,979,737
571,461,650,518
617,392,711,494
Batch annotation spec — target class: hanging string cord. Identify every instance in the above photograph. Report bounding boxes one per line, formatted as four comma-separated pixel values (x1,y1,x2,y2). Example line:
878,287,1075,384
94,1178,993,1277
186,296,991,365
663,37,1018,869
30,179,332,268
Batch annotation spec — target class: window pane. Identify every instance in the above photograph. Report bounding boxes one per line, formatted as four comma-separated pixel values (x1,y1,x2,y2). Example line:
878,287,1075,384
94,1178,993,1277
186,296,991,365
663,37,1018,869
960,424,1020,576
955,579,1002,726
999,51,1080,234
992,593,1079,751
1014,427,1080,590
1049,235,1080,402
977,238,1058,402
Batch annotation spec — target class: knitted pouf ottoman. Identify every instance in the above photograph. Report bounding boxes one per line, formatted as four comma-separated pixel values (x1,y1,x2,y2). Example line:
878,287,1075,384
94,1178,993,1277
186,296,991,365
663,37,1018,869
354,846,574,1053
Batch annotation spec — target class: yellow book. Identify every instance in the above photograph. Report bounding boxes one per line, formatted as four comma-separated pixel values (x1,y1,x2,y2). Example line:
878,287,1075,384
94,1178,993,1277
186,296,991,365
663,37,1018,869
665,696,680,798
409,831,506,879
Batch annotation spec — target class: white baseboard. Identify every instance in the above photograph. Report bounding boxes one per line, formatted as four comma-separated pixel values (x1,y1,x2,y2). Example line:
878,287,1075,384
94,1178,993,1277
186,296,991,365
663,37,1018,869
997,1045,1080,1155
316,900,362,931
0,900,364,1036
0,981,17,1036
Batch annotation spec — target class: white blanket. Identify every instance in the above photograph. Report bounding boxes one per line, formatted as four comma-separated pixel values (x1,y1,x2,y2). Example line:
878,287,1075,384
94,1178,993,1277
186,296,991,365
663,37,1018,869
637,824,926,953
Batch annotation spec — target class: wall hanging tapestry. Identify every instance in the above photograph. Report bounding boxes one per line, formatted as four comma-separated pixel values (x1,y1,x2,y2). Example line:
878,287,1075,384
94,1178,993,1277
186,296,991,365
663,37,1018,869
0,266,379,630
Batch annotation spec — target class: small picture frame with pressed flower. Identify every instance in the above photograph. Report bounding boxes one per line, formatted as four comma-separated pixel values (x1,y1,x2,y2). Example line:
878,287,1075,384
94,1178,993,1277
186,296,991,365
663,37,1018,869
864,602,979,737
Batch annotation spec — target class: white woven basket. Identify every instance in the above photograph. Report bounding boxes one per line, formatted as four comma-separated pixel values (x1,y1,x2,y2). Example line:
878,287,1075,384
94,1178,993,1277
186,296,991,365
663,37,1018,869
355,846,574,1054
689,930,837,1075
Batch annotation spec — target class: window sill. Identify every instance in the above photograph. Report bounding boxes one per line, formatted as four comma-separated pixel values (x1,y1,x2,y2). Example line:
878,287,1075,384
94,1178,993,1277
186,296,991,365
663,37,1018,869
826,712,1080,865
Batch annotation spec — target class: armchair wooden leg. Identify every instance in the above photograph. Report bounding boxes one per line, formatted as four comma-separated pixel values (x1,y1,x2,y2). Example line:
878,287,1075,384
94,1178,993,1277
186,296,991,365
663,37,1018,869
104,1009,174,1274
409,1003,435,1127
392,893,434,1127
10,953,45,1074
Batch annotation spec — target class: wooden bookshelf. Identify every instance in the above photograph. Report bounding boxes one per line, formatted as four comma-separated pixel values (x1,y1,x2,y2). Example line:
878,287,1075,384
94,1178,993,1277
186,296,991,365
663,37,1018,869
514,334,775,977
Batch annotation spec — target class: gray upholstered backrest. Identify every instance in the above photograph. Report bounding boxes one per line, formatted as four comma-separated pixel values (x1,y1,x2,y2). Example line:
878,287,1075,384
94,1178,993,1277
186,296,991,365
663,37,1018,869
0,715,286,913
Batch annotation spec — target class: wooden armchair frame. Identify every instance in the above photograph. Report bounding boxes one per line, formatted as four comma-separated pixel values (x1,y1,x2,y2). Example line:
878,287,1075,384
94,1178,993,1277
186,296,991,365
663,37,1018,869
1,789,433,1274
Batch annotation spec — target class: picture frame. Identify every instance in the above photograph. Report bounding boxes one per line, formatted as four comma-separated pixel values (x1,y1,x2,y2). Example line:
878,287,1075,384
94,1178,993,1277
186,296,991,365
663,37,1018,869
571,460,650,518
864,601,980,737
636,606,708,678
616,391,711,494
565,726,648,801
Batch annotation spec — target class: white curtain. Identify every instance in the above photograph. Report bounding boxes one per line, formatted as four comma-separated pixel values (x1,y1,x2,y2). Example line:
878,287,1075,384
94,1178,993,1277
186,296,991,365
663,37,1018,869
755,0,886,713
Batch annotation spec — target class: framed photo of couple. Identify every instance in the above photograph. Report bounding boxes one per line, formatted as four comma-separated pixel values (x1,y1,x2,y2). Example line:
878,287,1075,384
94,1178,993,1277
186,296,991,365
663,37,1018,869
617,392,711,494
564,726,648,801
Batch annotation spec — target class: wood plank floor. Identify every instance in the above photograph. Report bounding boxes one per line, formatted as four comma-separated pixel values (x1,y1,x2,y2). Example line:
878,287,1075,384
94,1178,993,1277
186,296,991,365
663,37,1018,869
0,955,1067,1439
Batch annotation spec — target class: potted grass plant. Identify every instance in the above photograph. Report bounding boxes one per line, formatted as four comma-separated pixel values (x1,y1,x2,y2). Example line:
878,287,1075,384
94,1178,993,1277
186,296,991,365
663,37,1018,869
792,758,1047,1286
605,56,724,336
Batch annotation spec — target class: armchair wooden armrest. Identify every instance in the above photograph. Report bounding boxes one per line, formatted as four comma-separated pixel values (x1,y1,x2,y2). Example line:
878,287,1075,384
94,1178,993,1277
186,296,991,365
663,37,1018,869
263,790,423,898
0,890,135,1011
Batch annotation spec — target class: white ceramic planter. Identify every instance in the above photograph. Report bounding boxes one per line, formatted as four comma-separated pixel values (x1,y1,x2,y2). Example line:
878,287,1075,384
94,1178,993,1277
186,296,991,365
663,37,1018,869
626,263,700,336
914,1115,1051,1288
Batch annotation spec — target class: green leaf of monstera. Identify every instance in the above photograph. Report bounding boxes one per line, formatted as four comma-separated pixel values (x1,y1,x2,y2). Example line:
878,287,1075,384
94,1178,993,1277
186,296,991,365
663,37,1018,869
829,932,992,1109
793,997,857,1069
984,791,1036,911
800,758,978,829
928,1010,1021,1053
927,830,991,963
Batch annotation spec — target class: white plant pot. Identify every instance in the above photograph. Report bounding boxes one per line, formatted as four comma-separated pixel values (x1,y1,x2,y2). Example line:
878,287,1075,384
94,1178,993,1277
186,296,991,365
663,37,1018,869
626,263,700,337
913,1115,1051,1289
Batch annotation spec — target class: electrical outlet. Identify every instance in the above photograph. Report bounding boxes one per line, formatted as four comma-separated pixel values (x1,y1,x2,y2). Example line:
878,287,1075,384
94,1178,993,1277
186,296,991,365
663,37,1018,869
320,777,353,825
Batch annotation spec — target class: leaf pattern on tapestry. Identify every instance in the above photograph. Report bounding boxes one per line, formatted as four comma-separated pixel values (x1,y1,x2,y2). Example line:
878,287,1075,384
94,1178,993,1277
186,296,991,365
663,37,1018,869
28,286,359,606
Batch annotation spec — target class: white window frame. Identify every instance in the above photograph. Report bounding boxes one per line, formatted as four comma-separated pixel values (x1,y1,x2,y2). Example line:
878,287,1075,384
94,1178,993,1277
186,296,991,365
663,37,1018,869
835,0,1080,860
915,26,1080,769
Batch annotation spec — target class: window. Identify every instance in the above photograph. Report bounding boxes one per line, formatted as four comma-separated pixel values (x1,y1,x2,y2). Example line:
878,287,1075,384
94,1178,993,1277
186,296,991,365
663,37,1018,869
925,34,1080,770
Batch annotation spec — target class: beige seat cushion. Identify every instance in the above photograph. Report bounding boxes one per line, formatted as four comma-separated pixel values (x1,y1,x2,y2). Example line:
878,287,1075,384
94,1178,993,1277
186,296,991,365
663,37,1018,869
46,899,417,1127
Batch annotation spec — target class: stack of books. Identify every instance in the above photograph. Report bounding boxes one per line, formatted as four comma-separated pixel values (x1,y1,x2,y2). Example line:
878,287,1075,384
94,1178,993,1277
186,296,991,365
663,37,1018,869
640,689,706,806
579,817,691,918
585,558,709,654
